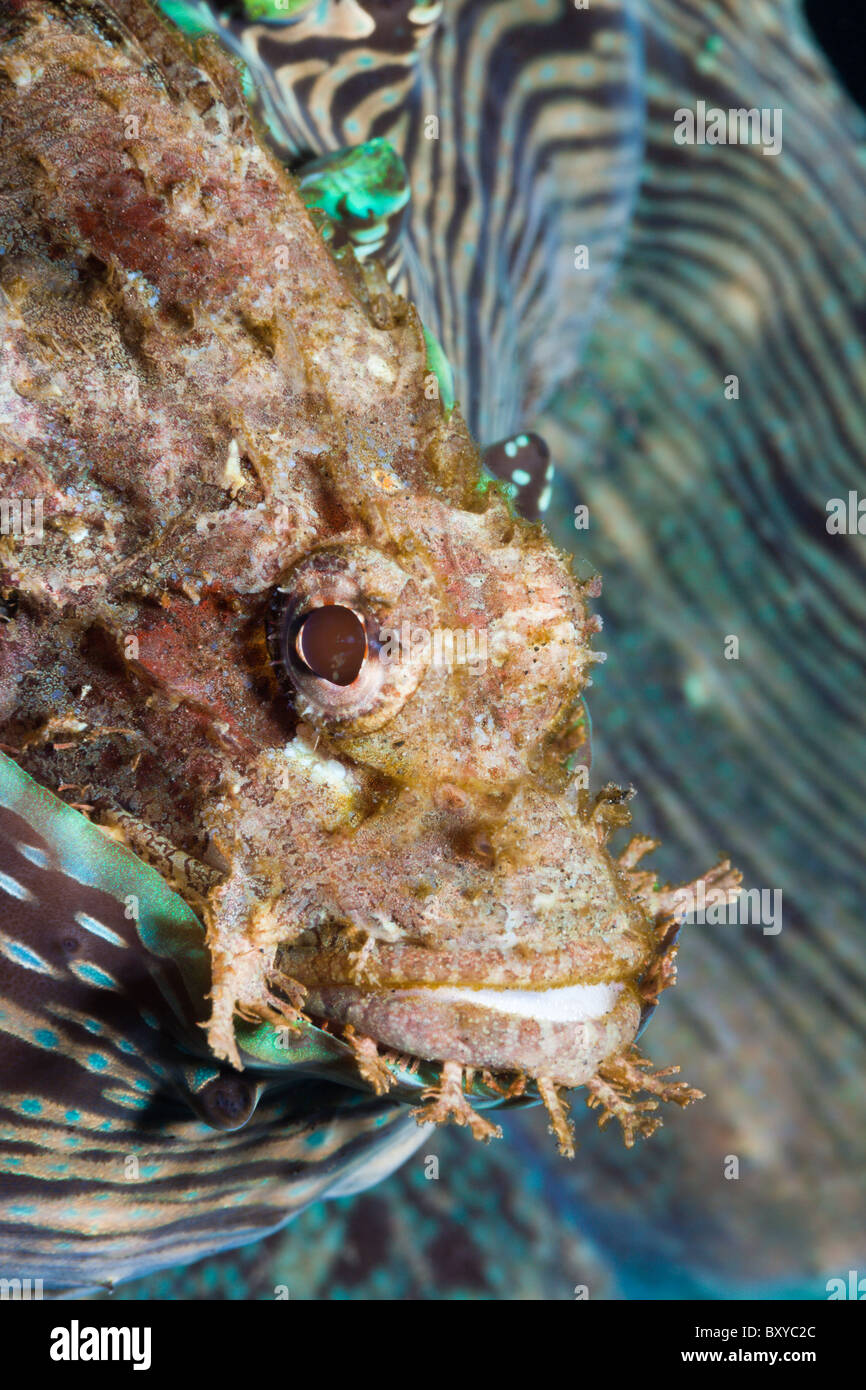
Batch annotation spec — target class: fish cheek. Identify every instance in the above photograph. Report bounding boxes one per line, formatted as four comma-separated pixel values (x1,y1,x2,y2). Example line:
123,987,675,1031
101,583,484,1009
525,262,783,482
122,595,289,752
332,722,429,787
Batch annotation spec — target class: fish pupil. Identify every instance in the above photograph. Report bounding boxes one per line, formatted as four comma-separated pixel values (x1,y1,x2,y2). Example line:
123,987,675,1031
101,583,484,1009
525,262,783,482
294,605,367,686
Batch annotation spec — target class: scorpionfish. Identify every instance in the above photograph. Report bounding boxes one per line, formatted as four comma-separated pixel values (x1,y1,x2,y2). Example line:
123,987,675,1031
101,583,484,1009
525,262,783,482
0,0,739,1161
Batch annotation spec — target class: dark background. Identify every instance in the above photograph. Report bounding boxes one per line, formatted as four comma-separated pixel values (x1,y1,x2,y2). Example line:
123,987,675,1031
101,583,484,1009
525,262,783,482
805,1,866,108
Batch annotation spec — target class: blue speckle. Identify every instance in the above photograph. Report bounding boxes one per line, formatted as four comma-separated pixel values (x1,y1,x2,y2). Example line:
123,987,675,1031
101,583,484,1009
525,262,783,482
73,962,118,990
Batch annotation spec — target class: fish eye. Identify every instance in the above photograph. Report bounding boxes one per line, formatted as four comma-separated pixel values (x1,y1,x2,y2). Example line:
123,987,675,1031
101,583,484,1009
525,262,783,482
266,545,435,733
293,604,367,687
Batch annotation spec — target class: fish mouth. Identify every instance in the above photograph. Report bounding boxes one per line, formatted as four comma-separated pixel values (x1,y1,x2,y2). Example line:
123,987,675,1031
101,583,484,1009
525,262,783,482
278,926,652,995
405,980,624,1024
299,976,642,1089
277,922,651,1086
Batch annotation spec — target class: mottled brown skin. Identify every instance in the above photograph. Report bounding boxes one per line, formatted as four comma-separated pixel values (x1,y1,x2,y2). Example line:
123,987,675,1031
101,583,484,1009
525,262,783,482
0,0,738,1152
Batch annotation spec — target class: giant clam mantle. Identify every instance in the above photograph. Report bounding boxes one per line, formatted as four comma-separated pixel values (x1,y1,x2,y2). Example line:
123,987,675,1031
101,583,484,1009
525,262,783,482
0,0,742,1289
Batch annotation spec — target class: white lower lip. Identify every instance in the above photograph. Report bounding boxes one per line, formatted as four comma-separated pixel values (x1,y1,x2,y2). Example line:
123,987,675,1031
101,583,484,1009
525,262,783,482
420,981,623,1025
